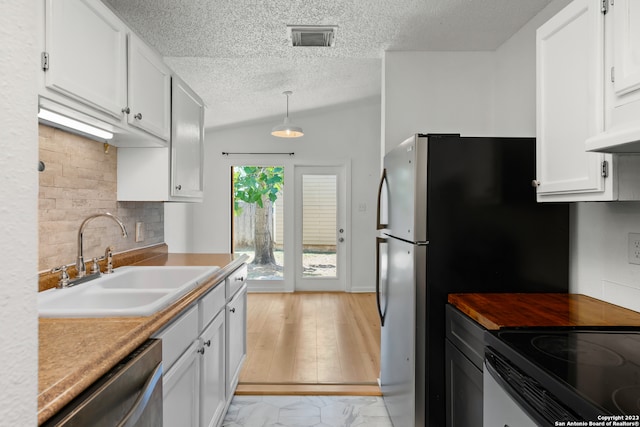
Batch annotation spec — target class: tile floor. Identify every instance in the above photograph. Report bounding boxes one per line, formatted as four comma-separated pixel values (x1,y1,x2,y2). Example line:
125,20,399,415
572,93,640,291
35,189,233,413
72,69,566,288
221,395,393,427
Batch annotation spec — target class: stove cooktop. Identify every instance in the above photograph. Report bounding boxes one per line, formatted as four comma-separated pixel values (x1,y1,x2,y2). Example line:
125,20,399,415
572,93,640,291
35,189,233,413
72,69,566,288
487,329,640,418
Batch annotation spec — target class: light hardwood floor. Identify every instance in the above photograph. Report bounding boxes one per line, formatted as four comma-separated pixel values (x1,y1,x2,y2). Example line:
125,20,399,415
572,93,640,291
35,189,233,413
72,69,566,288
236,292,382,395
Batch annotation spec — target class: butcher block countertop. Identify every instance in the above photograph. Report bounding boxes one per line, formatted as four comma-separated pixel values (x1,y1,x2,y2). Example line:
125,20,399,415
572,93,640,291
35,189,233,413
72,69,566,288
38,249,247,425
448,293,640,330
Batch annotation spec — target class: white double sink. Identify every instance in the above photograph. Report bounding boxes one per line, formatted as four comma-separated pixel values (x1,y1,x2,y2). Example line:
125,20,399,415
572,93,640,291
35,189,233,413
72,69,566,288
38,266,220,318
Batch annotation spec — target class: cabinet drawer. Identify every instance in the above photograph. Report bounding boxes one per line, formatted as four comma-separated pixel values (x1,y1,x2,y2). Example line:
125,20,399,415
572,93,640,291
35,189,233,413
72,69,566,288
445,305,485,370
226,264,247,300
199,282,225,331
152,304,198,371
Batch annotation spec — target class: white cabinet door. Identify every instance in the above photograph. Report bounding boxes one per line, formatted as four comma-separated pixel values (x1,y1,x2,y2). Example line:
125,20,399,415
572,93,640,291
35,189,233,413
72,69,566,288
199,312,226,427
587,0,640,152
163,340,200,427
536,0,612,201
226,284,247,396
611,0,640,100
44,0,126,119
127,33,171,141
171,76,204,200
117,77,204,202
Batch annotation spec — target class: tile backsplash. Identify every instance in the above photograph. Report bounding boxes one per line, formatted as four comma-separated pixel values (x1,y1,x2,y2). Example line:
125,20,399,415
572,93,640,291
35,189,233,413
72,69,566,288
38,125,164,271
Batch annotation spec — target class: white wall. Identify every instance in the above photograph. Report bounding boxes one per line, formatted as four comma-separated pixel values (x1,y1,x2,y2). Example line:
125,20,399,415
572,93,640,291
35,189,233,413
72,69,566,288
570,203,640,312
0,1,39,425
493,0,572,136
382,51,496,152
166,98,381,292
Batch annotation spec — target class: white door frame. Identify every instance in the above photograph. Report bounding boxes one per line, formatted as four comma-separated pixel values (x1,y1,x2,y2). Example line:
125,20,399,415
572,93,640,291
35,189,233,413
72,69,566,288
226,157,351,293
293,164,350,292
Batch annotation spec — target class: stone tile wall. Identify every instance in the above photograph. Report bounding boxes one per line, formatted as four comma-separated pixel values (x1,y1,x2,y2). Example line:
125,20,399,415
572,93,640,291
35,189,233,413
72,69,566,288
38,125,164,271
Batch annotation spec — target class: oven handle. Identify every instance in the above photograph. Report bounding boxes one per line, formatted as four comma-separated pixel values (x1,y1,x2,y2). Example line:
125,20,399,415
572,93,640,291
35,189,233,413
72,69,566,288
485,348,573,427
484,351,543,425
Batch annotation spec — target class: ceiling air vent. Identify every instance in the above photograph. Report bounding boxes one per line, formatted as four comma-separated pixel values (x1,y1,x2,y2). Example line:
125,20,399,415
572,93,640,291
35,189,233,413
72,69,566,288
287,25,337,47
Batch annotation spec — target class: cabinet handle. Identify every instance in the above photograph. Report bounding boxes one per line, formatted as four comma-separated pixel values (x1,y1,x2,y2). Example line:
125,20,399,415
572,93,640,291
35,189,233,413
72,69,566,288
122,107,130,114
230,307,236,313
134,113,143,120
204,340,211,347
175,185,182,191
531,180,540,187
234,276,244,282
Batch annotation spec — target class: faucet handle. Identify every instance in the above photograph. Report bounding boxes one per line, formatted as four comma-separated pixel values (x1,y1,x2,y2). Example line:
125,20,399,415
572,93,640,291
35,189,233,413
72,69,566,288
51,265,70,288
91,257,104,275
104,246,115,274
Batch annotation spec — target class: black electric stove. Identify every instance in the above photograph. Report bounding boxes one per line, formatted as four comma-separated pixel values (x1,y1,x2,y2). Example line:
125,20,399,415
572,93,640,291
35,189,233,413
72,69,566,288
485,329,640,424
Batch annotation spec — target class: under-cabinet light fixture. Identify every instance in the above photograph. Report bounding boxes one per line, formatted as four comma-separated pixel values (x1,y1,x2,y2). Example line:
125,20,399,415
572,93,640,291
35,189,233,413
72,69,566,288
38,108,114,141
271,91,303,138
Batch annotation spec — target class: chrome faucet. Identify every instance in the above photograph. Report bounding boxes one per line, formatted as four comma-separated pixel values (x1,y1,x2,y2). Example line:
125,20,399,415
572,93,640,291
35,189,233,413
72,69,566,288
76,213,127,278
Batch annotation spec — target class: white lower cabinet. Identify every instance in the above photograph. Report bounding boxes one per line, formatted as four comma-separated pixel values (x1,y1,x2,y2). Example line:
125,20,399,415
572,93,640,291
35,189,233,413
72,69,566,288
200,312,226,427
152,265,247,427
163,340,200,427
226,284,247,396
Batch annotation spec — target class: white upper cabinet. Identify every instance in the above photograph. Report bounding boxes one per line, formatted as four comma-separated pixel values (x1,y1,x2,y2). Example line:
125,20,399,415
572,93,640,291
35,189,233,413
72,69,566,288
171,76,205,200
611,0,640,97
586,0,640,152
117,77,204,202
44,0,127,119
536,0,640,201
127,33,171,140
40,0,169,147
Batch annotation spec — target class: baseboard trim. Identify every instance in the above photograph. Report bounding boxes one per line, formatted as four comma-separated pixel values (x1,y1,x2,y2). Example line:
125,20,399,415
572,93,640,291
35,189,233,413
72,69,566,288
235,383,381,396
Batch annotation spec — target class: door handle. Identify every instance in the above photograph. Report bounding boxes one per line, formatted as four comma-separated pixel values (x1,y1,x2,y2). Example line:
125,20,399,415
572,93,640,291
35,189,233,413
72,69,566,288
376,169,388,230
376,237,387,326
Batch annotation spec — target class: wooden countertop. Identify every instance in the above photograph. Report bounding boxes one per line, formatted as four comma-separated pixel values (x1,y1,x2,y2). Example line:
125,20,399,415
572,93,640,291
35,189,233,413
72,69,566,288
448,293,640,330
38,252,247,425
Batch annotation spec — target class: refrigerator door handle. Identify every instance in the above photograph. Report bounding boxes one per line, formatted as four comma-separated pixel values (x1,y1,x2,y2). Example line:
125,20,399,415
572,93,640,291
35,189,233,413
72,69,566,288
376,169,389,230
376,237,388,326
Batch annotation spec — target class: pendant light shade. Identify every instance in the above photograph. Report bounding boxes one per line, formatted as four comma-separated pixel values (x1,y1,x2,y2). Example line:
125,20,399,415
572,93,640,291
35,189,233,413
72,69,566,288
271,91,303,138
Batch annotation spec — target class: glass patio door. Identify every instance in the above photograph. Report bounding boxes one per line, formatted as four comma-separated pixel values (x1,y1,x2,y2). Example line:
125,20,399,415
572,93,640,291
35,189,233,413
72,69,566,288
231,165,285,285
294,166,347,291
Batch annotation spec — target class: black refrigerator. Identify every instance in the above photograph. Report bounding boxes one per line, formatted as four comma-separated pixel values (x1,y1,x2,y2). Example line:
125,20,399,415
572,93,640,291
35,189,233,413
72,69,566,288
376,134,569,427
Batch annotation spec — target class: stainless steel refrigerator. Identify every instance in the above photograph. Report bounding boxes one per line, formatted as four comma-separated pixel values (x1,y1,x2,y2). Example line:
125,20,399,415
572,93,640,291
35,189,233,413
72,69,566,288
376,134,569,427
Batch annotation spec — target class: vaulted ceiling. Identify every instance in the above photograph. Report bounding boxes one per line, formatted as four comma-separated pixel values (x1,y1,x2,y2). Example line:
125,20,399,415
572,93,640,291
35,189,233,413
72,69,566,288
103,0,553,129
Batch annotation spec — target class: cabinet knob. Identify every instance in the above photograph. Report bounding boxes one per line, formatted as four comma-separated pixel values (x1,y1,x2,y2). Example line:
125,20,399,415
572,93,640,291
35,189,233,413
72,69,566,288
175,185,182,191
134,113,143,120
531,180,541,188
204,340,211,347
197,347,205,355
230,307,236,313
121,107,130,114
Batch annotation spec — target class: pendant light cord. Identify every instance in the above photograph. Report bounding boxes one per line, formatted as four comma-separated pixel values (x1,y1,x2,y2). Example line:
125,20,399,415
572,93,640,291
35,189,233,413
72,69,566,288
286,93,290,118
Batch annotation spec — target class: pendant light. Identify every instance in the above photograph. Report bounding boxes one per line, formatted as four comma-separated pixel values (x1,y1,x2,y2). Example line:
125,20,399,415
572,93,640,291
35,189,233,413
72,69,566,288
271,91,303,138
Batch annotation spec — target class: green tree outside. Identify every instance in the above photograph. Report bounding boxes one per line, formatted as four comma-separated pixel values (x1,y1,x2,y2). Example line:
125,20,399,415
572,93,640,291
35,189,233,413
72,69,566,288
233,166,284,265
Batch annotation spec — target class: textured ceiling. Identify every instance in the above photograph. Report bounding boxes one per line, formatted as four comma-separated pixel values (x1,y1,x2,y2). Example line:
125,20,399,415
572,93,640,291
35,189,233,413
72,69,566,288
103,0,553,129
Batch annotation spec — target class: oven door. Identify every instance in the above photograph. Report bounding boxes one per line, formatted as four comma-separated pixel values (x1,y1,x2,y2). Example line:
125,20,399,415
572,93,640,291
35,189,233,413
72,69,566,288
483,358,539,427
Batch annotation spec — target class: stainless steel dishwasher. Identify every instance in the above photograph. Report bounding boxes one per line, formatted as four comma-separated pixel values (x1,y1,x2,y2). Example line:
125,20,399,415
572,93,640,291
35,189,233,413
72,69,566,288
43,339,163,427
